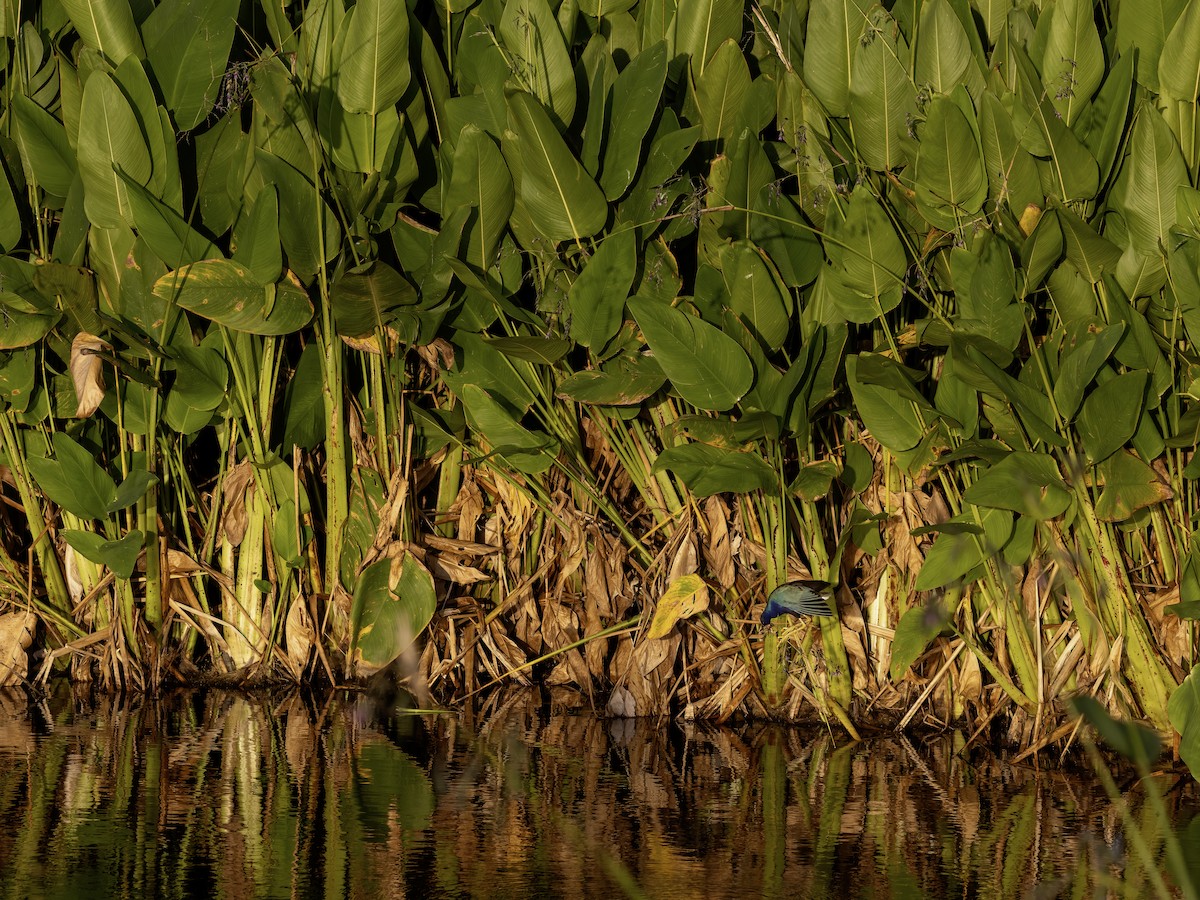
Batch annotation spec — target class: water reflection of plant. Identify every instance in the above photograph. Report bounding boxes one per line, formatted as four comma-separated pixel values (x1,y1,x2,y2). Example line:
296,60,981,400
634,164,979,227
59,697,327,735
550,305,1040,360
0,688,1195,897
2,0,1200,777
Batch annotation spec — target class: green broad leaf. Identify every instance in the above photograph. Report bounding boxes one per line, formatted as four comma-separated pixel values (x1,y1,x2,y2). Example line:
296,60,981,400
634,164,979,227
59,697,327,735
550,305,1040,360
1179,186,1200,239
671,0,743,77
652,443,779,497
750,186,822,289
667,412,780,446
844,354,931,453
459,383,559,474
1057,205,1122,283
60,0,143,63
164,342,227,434
1077,371,1148,463
1020,209,1064,295
499,0,576,129
330,261,416,339
568,228,637,349
0,171,18,253
556,353,666,405
790,460,841,501
254,149,342,277
962,451,1072,519
952,233,1022,351
1116,104,1190,256
448,331,539,413
1095,450,1173,521
62,529,144,579
914,94,987,230
720,241,792,351
914,0,978,95
349,553,437,676
848,9,917,171
155,260,314,335
337,0,410,114
112,57,183,214
77,71,152,229
232,185,283,283
1116,0,1187,93
1053,323,1125,422
600,42,667,200
503,91,609,244
1074,52,1135,189
272,498,308,568
142,0,239,130
119,172,214,267
1042,0,1104,125
826,185,907,305
978,92,1043,219
32,262,102,336
1160,0,1200,100
443,125,513,269
580,0,637,13
111,470,159,512
1168,664,1200,780
1071,696,1162,766
11,96,76,197
804,0,871,117
485,336,570,365
888,601,952,681
27,431,117,521
318,88,402,174
695,39,752,145
629,297,753,410
0,349,36,411
962,344,1067,447
0,294,59,349
914,508,1013,591
280,342,325,452
1006,91,1100,203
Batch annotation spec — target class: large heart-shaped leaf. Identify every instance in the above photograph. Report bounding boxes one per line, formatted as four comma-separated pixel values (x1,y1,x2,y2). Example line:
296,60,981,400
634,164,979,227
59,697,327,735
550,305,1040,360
848,9,916,171
963,451,1072,519
349,553,436,676
142,0,239,130
77,72,152,229
503,92,608,243
27,431,117,521
629,297,753,410
652,443,778,497
337,0,411,115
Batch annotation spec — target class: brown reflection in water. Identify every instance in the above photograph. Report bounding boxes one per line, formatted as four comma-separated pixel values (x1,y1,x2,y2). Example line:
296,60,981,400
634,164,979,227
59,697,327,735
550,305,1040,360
0,684,1193,899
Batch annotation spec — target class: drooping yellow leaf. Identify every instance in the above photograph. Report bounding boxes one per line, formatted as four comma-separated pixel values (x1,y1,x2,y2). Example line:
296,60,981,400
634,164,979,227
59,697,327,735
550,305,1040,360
646,573,709,639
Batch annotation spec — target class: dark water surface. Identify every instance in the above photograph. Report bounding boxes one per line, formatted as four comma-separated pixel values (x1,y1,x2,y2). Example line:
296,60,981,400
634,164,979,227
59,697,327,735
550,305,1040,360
0,686,1194,898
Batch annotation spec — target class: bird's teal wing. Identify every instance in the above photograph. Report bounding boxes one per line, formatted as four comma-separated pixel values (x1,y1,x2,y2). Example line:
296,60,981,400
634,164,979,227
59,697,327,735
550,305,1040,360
760,581,834,623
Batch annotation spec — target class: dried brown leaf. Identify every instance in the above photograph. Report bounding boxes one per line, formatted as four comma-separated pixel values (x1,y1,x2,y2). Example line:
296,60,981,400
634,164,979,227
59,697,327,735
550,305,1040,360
0,611,36,686
70,332,110,418
703,497,736,590
220,461,255,546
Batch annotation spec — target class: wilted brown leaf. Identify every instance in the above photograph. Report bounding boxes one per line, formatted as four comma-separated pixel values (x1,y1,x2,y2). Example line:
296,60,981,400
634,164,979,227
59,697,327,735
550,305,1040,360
70,332,110,418
0,611,36,686
703,497,735,590
220,461,255,546
284,595,314,674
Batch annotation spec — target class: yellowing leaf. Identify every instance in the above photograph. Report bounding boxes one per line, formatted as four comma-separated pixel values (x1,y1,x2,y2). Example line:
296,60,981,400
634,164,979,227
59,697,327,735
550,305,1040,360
646,573,709,639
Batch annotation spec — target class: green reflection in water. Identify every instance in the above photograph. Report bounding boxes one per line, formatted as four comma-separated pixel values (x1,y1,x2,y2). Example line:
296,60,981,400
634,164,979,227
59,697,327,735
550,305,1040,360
0,685,1194,898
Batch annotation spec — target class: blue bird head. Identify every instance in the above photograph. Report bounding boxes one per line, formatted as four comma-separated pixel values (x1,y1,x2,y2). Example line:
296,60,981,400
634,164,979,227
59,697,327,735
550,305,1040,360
760,580,834,624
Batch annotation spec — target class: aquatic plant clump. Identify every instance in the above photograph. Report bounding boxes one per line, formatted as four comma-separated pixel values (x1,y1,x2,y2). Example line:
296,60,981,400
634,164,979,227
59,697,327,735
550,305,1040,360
1,0,1200,771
